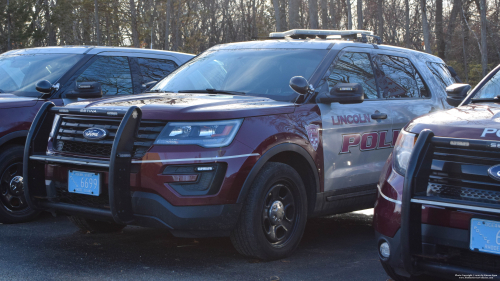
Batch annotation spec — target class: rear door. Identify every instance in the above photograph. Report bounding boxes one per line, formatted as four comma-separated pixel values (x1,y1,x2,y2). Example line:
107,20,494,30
371,51,442,135
318,48,394,194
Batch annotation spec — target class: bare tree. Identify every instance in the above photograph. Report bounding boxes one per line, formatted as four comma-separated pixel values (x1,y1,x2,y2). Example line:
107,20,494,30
479,0,488,76
289,0,300,29
357,0,363,29
377,0,383,40
129,0,140,47
321,0,329,28
165,0,171,49
346,0,352,29
309,0,319,29
435,0,443,58
421,0,431,53
404,0,410,48
95,0,100,45
273,0,282,31
330,0,337,29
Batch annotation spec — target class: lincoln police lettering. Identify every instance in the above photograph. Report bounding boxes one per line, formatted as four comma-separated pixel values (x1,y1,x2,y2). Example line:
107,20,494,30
340,130,400,153
332,114,371,125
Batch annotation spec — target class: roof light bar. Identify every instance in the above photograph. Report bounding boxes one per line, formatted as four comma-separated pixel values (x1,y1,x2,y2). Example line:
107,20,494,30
269,29,374,38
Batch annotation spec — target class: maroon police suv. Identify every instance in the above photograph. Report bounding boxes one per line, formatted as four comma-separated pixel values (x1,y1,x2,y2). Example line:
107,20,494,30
0,46,193,223
23,29,460,260
375,65,500,279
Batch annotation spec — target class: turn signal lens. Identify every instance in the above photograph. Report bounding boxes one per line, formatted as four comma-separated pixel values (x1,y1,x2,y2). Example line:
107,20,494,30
392,130,417,176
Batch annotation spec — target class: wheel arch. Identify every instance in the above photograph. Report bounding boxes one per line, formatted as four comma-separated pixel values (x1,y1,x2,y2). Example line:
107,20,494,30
237,143,320,217
0,131,28,149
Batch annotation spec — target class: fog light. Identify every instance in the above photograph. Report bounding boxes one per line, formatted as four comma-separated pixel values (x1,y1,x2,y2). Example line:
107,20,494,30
380,242,390,258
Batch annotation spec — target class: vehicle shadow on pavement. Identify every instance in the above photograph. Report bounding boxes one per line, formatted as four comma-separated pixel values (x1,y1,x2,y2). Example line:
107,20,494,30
0,209,387,281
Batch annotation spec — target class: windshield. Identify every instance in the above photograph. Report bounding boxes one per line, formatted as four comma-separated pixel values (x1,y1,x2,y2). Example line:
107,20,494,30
153,48,328,102
472,70,500,99
0,53,83,97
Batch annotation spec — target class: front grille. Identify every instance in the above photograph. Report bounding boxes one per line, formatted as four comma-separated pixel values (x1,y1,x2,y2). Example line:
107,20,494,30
54,116,166,158
54,181,109,209
423,145,500,205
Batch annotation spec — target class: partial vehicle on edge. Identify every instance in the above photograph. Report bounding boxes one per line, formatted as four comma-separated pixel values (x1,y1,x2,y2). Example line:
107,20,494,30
0,46,193,223
374,64,500,279
24,29,461,260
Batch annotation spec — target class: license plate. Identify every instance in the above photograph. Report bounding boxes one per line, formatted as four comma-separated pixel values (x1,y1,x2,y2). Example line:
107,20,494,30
68,170,100,196
470,218,500,255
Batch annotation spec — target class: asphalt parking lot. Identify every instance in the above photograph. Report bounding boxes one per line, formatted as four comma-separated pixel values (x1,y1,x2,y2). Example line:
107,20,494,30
0,209,387,281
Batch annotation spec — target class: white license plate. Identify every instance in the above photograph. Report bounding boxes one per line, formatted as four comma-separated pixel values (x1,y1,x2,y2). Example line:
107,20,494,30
68,170,101,196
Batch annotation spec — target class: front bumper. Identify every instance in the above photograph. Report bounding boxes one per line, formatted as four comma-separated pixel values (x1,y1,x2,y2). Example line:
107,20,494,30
23,103,248,237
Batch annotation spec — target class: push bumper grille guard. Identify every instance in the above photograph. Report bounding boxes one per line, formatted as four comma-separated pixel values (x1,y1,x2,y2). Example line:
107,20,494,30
23,102,142,224
401,129,500,276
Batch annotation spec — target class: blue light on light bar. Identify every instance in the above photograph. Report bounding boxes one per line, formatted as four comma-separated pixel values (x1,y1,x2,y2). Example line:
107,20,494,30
269,29,374,38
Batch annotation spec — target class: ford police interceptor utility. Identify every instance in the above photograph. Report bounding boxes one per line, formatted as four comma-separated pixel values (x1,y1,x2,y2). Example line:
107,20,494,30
374,64,500,279
24,30,461,260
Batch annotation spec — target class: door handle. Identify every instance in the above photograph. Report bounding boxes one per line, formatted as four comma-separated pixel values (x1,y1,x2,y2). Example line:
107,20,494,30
371,112,388,119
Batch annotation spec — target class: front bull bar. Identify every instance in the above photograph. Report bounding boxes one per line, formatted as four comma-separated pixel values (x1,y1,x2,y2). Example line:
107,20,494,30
401,129,500,278
23,102,142,225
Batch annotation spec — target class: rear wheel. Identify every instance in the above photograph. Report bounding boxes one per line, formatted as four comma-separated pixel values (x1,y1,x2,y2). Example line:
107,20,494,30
0,145,40,224
68,216,126,233
230,162,307,260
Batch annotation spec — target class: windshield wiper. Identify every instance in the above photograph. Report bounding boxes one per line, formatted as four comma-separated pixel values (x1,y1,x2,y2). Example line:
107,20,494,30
471,96,500,103
178,89,245,95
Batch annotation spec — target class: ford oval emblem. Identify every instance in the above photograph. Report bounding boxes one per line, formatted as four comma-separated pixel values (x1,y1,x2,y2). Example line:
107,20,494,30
83,128,108,140
487,165,500,181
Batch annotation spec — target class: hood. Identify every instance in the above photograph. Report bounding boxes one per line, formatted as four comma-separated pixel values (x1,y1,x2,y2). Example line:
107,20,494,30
66,93,296,120
0,94,40,109
406,103,500,141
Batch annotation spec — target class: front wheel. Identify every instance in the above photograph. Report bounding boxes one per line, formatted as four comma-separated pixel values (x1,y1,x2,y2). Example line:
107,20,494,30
0,145,40,224
230,162,308,260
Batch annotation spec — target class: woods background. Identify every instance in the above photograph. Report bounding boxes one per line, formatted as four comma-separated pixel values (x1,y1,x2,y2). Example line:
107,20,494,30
0,0,498,86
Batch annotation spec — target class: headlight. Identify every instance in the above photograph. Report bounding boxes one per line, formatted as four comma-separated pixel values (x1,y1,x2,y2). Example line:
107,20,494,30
393,130,417,176
154,119,243,148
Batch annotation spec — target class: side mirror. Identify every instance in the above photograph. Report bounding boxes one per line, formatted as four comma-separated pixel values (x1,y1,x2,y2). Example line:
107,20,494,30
447,65,462,83
36,80,53,94
317,83,364,104
446,83,470,107
65,82,103,99
289,76,311,95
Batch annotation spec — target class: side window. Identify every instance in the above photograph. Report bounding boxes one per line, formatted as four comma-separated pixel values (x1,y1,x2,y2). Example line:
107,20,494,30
327,52,378,99
373,55,429,99
135,57,178,84
426,62,455,91
76,56,133,96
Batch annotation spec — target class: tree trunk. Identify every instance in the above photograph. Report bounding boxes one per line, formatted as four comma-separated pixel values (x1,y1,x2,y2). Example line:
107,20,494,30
129,0,140,47
346,0,352,29
330,0,337,29
95,0,100,45
479,0,488,76
320,0,328,28
273,0,282,31
357,0,363,30
377,0,383,40
460,0,469,83
165,0,171,49
421,0,431,53
445,0,460,60
404,0,410,48
309,0,319,29
289,0,300,29
436,0,444,58
7,0,11,50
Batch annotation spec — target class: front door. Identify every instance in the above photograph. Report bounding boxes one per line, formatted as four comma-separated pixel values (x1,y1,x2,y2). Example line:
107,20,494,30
318,49,394,195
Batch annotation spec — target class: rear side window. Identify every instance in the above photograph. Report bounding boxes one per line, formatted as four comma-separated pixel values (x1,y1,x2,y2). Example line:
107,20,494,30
77,56,133,96
373,55,429,99
427,62,454,91
327,52,378,99
135,57,178,84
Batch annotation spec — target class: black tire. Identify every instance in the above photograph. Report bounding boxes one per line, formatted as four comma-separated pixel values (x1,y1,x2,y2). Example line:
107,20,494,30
230,162,308,260
380,261,438,281
0,145,40,224
68,216,126,233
